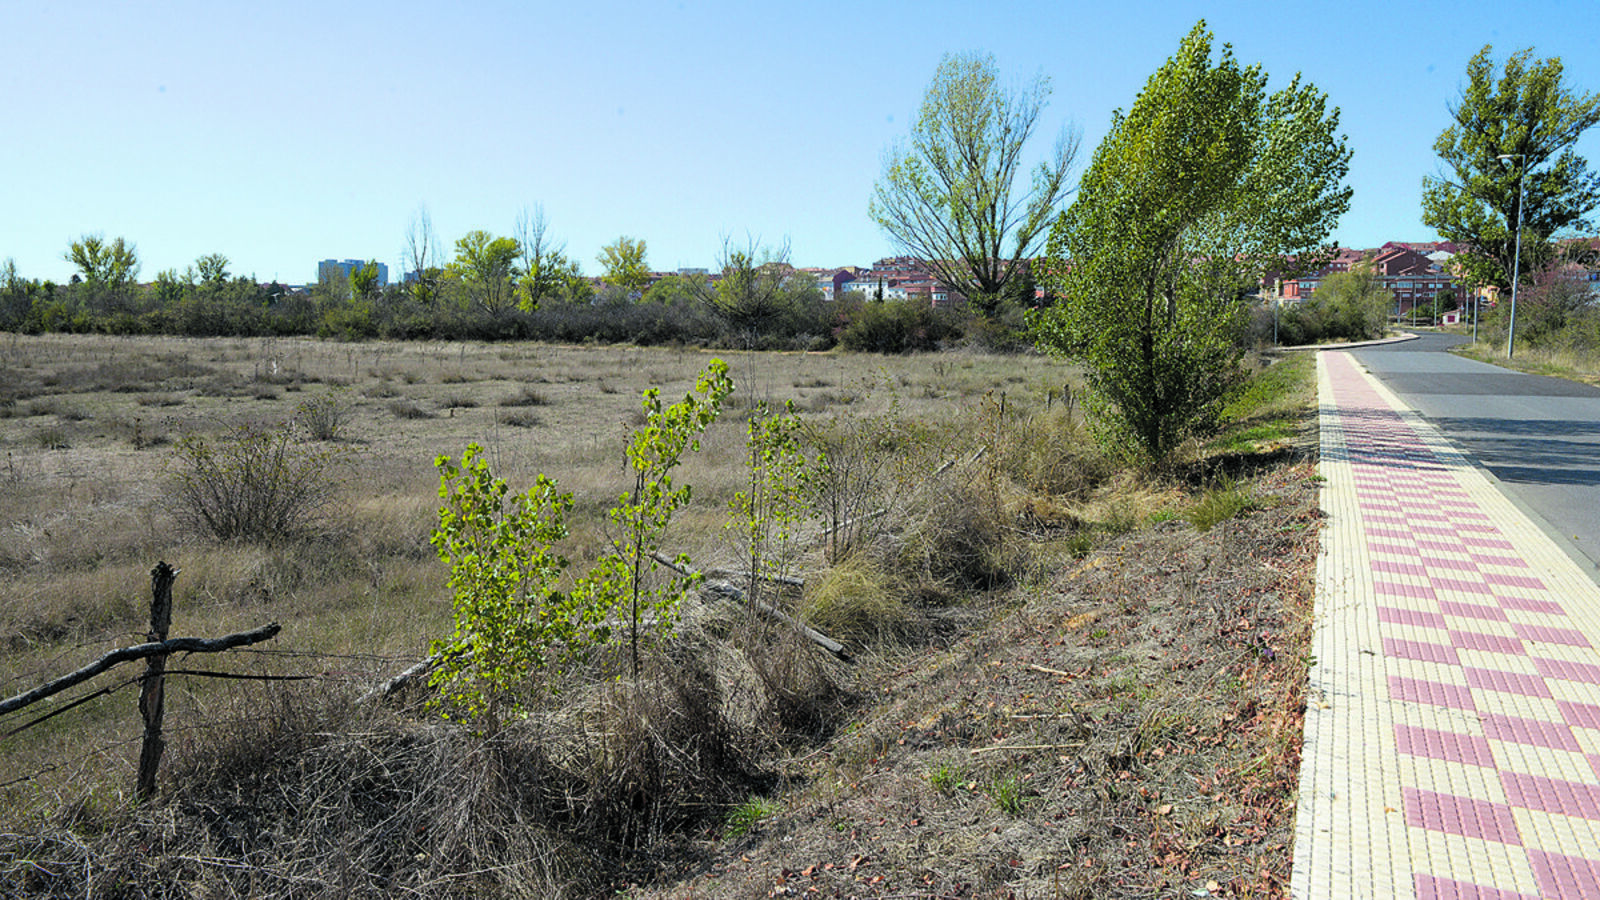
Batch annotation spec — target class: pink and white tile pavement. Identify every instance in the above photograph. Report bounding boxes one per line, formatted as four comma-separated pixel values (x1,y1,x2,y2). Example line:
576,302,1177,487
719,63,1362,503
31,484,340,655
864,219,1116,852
1292,351,1600,898
1292,349,1600,890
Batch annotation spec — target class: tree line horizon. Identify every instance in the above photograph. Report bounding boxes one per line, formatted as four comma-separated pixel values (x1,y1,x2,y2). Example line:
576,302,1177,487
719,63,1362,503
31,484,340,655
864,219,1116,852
5,21,1596,460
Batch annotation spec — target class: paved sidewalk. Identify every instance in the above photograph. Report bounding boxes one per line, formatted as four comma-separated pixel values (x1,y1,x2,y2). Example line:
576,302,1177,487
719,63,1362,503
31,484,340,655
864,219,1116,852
1292,351,1600,899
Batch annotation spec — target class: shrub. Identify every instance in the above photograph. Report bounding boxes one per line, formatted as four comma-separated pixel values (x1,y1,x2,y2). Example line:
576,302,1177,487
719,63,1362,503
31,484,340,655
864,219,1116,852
388,399,434,419
836,299,961,353
295,392,352,441
34,425,71,449
169,421,347,543
497,409,540,428
499,386,549,407
429,444,597,731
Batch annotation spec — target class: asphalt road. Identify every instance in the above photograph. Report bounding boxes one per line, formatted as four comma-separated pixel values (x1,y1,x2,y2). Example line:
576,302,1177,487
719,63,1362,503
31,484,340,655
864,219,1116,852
1347,332,1600,581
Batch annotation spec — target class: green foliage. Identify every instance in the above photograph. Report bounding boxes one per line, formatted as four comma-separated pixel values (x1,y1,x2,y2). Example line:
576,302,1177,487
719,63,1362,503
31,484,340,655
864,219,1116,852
428,444,602,731
514,205,577,311
1031,21,1350,463
170,421,346,543
871,51,1080,314
589,359,734,676
64,234,141,314
728,400,813,604
347,260,382,303
927,761,966,794
194,253,230,285
1422,45,1600,290
703,238,799,342
988,772,1029,817
724,796,780,838
1187,478,1258,532
597,235,650,294
449,230,522,316
1278,266,1392,345
836,298,961,353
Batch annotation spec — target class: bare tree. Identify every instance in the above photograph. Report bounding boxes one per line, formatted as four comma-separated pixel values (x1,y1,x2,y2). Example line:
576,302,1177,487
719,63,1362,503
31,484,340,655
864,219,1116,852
404,206,441,305
514,204,569,310
698,235,794,346
870,52,1080,314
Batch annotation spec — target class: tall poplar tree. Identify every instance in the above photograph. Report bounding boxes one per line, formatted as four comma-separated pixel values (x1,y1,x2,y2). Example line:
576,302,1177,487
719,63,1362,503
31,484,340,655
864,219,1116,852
1030,22,1350,462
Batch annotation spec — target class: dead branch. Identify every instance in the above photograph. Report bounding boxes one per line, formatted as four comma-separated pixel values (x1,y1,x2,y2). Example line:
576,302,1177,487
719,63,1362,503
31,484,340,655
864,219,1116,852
705,567,805,588
358,652,448,704
970,741,1087,756
0,624,281,718
651,552,849,660
933,445,988,477
813,508,887,542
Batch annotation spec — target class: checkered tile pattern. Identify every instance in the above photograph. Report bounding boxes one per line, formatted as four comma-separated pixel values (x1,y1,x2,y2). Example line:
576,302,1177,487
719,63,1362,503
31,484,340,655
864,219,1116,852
1293,351,1600,899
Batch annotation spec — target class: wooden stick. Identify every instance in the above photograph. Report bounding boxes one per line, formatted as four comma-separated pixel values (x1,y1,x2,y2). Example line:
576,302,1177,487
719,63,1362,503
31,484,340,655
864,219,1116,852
137,562,176,801
970,742,1087,756
0,624,282,719
358,652,448,704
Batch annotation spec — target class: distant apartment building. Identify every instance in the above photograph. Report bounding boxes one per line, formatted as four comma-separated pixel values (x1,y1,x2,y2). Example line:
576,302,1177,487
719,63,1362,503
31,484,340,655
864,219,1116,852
317,259,389,286
1275,244,1462,316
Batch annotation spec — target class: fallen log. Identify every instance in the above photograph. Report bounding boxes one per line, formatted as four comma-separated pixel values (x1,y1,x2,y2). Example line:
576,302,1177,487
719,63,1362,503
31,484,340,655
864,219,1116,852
650,552,849,660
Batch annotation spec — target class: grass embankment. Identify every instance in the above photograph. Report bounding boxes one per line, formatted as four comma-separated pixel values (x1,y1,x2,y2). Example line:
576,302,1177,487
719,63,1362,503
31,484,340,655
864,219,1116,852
0,335,1319,898
1453,336,1600,387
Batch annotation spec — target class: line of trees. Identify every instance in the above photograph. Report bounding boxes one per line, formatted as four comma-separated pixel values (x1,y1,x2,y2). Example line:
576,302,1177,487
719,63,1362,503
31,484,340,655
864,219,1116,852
0,220,980,351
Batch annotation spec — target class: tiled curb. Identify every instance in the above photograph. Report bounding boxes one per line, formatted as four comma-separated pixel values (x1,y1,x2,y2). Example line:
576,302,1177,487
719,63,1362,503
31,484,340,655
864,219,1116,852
1292,351,1600,899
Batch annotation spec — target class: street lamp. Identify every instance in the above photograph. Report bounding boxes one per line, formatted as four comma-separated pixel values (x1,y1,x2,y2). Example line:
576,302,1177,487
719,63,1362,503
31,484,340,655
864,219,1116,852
1497,153,1526,359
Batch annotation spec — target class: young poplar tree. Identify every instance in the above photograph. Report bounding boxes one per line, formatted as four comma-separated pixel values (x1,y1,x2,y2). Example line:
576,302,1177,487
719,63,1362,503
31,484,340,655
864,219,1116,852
1030,21,1350,462
584,359,734,677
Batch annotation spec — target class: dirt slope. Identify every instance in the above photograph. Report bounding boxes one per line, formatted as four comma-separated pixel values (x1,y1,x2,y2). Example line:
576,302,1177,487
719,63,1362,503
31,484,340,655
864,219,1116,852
629,460,1322,899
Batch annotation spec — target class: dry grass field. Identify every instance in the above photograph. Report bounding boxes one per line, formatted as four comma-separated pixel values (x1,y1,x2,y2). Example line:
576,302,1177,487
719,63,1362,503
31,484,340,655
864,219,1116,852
0,332,1318,898
0,335,1073,794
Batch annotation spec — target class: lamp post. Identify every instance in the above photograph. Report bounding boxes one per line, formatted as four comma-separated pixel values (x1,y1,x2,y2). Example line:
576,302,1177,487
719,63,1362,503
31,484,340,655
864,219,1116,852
1497,153,1526,359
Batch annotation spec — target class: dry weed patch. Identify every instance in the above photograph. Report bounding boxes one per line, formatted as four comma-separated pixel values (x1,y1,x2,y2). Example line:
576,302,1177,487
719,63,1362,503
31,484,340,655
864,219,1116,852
633,460,1321,899
0,333,1318,899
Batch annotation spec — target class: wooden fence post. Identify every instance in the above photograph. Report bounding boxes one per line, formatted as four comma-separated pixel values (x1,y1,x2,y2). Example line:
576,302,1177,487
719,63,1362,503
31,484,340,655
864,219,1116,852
136,561,176,802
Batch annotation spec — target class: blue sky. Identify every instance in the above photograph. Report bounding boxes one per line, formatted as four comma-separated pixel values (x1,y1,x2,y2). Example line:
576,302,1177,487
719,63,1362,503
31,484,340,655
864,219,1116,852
5,0,1600,285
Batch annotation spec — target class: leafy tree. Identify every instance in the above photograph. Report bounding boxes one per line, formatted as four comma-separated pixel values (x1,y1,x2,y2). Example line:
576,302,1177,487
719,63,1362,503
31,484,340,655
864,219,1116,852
1422,46,1600,291
348,260,382,303
194,253,230,285
429,444,595,733
64,234,140,313
450,230,522,316
700,236,795,344
586,359,733,676
1030,22,1351,462
642,273,703,306
1303,266,1392,342
727,400,812,607
514,205,576,311
0,258,37,330
870,52,1080,315
598,235,650,294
